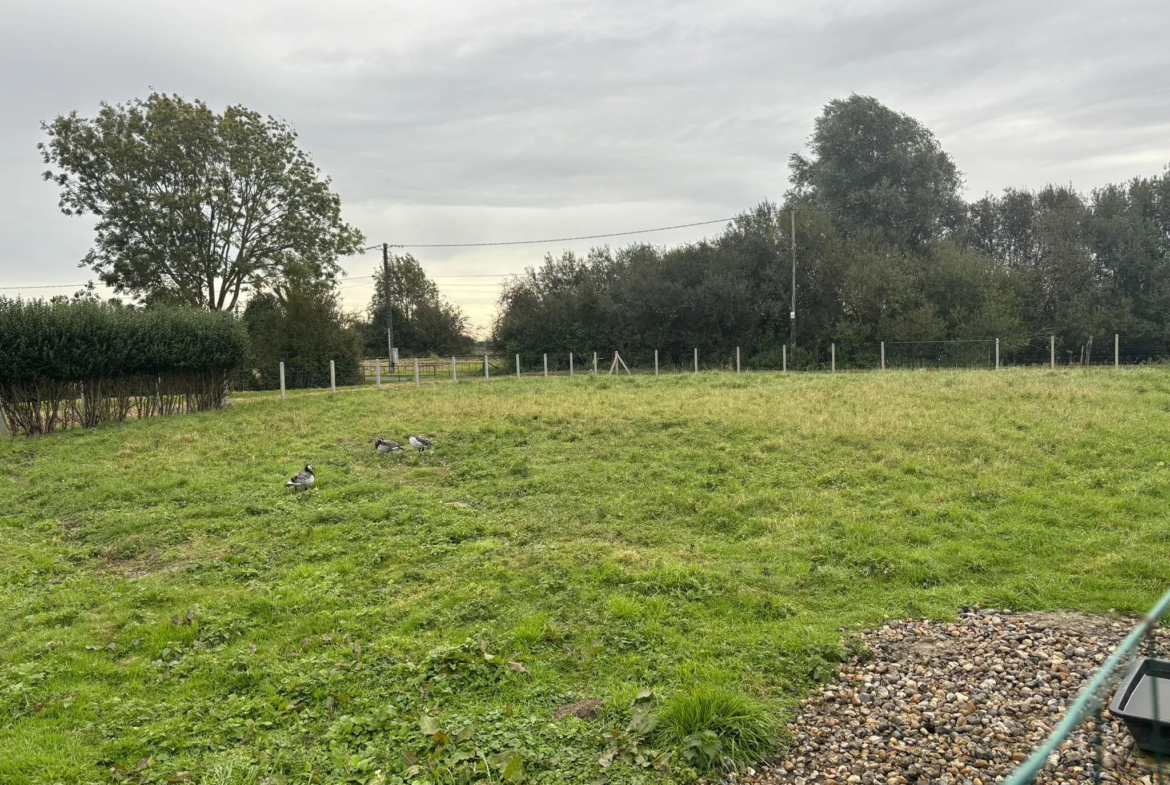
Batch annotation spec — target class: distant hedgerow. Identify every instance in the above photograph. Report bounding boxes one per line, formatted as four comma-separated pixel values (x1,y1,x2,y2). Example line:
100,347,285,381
0,298,247,434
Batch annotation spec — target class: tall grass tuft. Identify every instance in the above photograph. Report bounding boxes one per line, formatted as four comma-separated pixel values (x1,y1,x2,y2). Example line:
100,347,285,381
656,687,778,772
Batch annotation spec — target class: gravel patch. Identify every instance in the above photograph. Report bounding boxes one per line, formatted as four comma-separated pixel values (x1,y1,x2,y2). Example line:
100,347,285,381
739,607,1169,785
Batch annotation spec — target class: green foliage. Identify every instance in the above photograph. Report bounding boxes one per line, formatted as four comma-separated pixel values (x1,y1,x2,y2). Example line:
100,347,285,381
0,299,247,433
494,97,1170,365
239,273,363,389
789,94,965,248
364,253,474,357
1,370,1169,783
656,688,777,772
39,92,365,310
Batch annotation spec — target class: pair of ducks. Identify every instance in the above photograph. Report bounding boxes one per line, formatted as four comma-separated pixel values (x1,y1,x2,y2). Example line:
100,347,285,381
285,435,434,489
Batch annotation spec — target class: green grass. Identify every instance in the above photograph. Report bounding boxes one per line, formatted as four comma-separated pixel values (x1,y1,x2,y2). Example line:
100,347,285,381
2,368,1169,784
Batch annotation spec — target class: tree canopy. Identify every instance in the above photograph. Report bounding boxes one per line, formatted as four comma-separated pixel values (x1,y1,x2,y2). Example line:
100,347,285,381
364,253,473,357
40,92,365,310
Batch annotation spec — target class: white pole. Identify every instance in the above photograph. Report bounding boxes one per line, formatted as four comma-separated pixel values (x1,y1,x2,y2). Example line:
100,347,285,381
694,348,698,373
484,354,490,380
783,345,787,372
452,356,457,383
995,339,1000,370
570,352,574,376
543,353,548,378
831,343,836,374
736,347,741,373
375,358,381,389
516,354,521,379
880,342,885,371
280,361,287,399
1115,334,1120,369
1050,335,1056,370
413,357,420,387
654,350,659,377
330,360,336,393
593,352,598,374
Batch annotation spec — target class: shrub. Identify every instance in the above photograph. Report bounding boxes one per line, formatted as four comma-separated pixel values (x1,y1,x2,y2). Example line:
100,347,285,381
656,687,778,772
0,298,247,434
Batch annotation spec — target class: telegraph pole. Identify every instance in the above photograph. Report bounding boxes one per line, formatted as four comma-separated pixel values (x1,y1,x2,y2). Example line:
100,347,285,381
790,206,797,348
383,243,395,370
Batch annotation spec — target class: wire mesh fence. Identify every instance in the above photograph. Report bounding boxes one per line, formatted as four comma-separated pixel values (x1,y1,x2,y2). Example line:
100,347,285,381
225,334,1170,398
1004,588,1170,785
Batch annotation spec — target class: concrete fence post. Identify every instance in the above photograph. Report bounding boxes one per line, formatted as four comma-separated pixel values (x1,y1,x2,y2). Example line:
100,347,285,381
736,347,741,373
452,356,457,383
654,350,659,377
783,345,787,372
516,354,521,379
484,354,490,380
1115,334,1120,369
375,358,381,389
330,360,336,393
1050,335,1056,370
543,353,548,378
593,352,598,374
995,338,1000,370
280,361,287,399
413,357,420,387
694,348,699,373
831,343,836,374
880,342,885,371
570,352,574,376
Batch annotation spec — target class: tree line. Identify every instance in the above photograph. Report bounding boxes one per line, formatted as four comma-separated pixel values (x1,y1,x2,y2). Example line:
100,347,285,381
493,95,1170,367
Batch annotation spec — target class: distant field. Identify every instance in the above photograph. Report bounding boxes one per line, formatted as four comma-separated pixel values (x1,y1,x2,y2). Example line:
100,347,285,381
1,369,1168,784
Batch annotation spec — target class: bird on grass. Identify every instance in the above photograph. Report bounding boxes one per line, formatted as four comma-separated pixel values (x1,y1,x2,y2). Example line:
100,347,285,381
285,465,315,490
375,438,403,454
408,435,433,453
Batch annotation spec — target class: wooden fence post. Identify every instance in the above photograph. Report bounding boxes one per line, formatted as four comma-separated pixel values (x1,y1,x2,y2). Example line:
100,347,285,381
736,347,741,373
831,344,836,374
1115,334,1120,369
330,360,336,393
694,348,699,373
484,354,490,380
280,361,287,399
543,354,548,378
452,356,457,383
880,342,885,371
783,345,787,372
375,358,381,389
593,352,598,374
995,339,1000,370
516,354,521,379
654,350,659,377
1050,335,1056,370
570,352,574,376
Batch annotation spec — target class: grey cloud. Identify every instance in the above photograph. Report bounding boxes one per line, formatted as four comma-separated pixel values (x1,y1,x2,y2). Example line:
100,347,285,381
2,0,1168,329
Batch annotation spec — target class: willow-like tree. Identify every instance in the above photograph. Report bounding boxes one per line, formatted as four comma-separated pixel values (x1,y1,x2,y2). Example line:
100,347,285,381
39,92,365,310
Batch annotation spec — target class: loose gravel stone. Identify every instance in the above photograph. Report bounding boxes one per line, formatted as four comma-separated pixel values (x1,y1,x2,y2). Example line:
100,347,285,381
743,608,1169,785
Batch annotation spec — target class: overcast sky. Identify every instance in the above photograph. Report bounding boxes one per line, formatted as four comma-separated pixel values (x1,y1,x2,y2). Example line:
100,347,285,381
2,0,1169,333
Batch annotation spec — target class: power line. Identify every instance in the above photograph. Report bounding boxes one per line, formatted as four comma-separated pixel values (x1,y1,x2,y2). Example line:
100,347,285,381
371,217,737,249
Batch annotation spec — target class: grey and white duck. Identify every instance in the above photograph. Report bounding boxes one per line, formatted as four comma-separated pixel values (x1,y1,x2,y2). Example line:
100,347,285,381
375,438,403,454
408,435,433,453
285,465,315,489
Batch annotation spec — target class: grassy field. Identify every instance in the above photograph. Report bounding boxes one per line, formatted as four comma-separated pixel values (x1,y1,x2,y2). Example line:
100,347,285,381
2,369,1168,785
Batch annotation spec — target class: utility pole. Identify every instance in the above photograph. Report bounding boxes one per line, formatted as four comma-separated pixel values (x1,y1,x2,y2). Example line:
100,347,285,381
790,207,797,349
383,243,394,370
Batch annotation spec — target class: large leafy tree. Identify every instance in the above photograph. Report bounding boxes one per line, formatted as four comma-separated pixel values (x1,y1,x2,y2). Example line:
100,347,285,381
789,94,964,247
365,253,473,356
40,92,365,310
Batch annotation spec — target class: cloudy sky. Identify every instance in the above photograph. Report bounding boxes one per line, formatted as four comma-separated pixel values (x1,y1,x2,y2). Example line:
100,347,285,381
2,0,1168,333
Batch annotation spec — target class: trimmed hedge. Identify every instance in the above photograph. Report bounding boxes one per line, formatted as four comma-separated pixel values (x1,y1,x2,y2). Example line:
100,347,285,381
0,299,248,434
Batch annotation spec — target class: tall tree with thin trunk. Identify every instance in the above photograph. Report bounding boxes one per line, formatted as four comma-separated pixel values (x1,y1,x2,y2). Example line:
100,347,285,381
39,92,365,310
